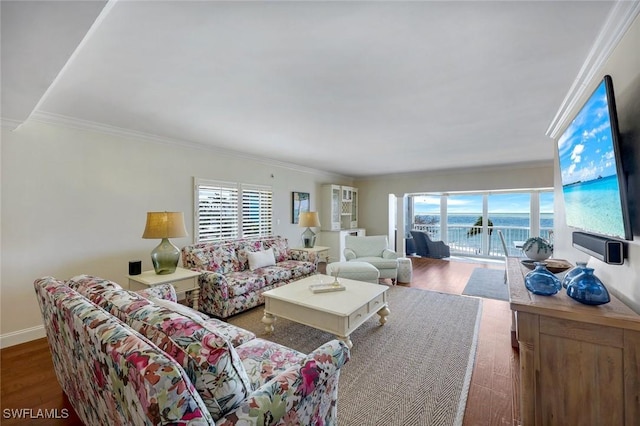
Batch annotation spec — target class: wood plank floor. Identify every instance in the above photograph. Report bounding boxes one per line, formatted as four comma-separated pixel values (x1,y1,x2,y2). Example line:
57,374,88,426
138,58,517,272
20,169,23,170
1,257,519,425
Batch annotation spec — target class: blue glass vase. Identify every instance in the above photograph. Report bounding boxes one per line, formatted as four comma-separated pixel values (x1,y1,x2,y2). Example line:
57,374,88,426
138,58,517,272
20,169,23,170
566,268,610,305
561,261,588,289
525,262,562,295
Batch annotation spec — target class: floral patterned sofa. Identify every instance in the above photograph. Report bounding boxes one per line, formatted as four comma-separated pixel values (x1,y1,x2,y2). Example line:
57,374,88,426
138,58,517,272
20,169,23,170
34,274,349,425
182,236,318,318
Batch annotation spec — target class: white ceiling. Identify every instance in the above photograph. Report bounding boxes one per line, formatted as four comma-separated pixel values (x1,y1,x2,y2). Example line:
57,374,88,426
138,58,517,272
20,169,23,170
0,1,625,177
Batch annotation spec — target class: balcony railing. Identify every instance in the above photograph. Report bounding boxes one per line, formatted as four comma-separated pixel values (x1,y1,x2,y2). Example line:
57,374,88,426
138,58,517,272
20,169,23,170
411,224,553,258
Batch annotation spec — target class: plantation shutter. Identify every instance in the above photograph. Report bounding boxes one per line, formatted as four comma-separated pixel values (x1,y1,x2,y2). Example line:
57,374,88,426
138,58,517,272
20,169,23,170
241,184,273,237
194,178,273,243
195,179,239,242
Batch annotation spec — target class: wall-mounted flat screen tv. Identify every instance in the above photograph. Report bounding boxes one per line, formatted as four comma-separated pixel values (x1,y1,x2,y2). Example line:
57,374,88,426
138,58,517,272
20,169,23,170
557,75,632,240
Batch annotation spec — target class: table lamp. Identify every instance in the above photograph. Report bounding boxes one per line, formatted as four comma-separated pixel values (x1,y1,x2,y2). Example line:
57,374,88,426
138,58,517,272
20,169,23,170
142,211,188,274
299,211,321,248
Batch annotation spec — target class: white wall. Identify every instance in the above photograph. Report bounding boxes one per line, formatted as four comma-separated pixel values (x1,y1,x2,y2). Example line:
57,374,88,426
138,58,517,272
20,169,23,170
355,162,554,236
0,121,350,346
355,15,640,314
553,14,640,313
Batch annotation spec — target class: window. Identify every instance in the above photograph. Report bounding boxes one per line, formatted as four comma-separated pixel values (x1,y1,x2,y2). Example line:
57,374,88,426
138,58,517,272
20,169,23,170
194,178,272,242
539,190,554,241
241,184,273,237
488,193,530,256
408,188,553,258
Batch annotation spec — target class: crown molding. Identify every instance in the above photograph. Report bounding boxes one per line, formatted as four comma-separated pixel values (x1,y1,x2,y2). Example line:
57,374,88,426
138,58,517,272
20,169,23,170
1,117,23,130
28,111,350,179
355,160,554,183
546,1,640,139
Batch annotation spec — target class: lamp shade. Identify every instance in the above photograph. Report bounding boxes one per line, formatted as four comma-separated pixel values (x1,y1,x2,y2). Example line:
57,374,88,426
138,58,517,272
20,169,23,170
298,211,321,228
142,212,188,239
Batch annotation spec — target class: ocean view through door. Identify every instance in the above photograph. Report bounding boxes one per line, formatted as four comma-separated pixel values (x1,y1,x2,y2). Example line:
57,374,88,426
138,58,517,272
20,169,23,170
408,190,554,258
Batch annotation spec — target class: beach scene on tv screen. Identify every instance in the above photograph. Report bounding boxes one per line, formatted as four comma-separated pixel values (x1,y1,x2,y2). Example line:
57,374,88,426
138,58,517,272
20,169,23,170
557,80,626,239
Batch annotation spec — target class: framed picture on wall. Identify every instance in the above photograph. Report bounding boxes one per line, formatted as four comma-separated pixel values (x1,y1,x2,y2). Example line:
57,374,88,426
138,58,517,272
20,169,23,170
292,192,310,224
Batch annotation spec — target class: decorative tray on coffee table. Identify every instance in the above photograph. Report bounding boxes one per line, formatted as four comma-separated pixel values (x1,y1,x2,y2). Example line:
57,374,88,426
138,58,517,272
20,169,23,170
521,258,573,274
309,283,346,293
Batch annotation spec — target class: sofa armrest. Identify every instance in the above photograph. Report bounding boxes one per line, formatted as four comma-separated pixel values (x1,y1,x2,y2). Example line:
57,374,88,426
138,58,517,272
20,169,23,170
382,249,399,260
218,340,350,425
198,270,229,295
344,248,357,261
135,283,178,302
431,241,451,258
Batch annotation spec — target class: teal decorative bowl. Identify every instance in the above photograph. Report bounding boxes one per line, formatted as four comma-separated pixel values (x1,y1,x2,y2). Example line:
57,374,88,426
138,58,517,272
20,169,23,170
522,237,553,261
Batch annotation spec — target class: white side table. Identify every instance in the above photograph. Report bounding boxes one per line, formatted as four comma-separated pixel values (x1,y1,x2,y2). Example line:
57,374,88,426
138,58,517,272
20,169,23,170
128,267,201,310
291,246,330,263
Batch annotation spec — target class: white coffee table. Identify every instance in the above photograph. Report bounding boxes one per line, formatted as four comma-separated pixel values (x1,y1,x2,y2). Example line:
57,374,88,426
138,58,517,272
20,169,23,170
261,274,390,348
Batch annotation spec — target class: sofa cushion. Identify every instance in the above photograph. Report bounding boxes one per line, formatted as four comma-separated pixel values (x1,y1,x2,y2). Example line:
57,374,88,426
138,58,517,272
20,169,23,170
182,247,210,270
354,256,399,269
66,275,123,307
71,279,252,420
235,338,306,390
277,260,317,278
262,237,290,262
136,283,178,302
226,271,267,297
150,297,255,347
209,244,240,274
345,235,390,257
185,245,240,274
67,274,122,292
234,240,263,271
255,265,292,285
247,248,276,271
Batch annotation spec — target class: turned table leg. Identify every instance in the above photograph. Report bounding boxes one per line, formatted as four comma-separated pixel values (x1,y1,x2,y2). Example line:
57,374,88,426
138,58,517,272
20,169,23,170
378,306,390,325
190,289,200,311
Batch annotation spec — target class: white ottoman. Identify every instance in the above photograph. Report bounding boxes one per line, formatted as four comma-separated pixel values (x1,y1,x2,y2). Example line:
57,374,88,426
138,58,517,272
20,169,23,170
326,261,380,284
397,257,413,284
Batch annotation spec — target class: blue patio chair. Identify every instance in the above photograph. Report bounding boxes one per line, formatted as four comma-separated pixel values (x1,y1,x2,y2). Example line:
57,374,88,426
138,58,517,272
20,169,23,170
410,231,450,259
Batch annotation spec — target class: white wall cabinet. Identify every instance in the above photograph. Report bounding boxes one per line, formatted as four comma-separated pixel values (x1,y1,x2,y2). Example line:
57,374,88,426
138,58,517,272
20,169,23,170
320,184,359,231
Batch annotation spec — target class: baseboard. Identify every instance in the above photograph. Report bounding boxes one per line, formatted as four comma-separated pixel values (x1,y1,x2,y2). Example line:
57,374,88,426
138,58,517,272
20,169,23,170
0,325,46,349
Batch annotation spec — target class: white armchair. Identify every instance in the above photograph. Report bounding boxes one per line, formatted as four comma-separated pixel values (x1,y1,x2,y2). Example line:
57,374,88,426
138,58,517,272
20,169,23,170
344,235,398,283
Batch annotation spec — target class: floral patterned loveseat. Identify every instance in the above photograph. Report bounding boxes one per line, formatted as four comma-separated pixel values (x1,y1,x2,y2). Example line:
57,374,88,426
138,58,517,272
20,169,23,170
34,275,350,425
182,236,318,318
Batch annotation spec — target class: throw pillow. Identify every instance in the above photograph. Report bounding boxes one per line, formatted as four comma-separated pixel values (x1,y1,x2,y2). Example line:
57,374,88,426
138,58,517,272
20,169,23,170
247,248,276,271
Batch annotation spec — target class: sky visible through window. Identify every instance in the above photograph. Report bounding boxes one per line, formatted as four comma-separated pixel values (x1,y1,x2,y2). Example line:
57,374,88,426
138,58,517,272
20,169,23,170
413,192,554,215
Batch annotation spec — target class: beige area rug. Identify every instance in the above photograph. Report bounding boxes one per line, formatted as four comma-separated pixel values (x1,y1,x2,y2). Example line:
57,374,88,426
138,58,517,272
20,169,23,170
228,285,482,426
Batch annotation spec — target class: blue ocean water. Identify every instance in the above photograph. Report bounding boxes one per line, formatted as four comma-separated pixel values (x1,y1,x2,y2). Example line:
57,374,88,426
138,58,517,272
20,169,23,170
414,213,553,229
412,212,553,255
563,174,626,238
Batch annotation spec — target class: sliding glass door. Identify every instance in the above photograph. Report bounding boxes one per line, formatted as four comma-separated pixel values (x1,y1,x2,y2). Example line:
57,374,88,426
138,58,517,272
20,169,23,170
487,193,531,257
408,190,554,258
446,194,483,256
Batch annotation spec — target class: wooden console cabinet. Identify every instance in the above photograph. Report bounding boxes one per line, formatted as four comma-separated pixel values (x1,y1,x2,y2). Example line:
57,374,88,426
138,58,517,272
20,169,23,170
506,257,640,425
